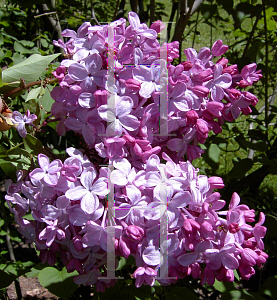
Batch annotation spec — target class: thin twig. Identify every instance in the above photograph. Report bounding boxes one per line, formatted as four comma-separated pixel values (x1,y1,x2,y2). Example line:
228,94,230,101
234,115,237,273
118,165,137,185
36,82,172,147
3,78,58,100
242,9,262,58
113,0,121,21
34,11,57,18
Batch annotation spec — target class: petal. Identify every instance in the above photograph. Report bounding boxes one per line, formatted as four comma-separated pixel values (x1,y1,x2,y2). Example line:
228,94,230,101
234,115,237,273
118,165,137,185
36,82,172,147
29,168,45,181
177,252,198,266
221,253,239,270
110,170,128,186
142,246,160,266
38,154,49,171
119,115,139,131
81,192,99,214
68,63,88,81
91,178,109,196
65,186,88,200
139,81,155,98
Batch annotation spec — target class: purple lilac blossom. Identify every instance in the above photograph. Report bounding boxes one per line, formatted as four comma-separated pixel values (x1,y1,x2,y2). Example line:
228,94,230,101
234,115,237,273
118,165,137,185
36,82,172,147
11,110,37,138
5,11,267,292
5,149,268,291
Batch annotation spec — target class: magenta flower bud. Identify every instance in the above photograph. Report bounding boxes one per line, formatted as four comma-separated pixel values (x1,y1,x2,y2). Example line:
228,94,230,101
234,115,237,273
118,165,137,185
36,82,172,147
94,89,108,106
196,119,209,135
192,85,209,97
239,264,255,280
241,106,252,115
119,236,131,258
225,269,235,282
150,20,166,33
228,222,240,234
241,248,259,266
73,235,83,252
183,218,200,235
212,40,228,57
125,225,144,241
242,91,258,106
185,110,199,125
244,209,255,223
208,176,224,189
125,78,141,92
123,134,136,144
223,64,238,75
206,102,224,117
53,65,66,81
216,57,228,67
202,110,213,121
136,139,151,151
193,69,213,83
212,121,222,134
226,88,241,100
181,61,193,71
256,250,268,266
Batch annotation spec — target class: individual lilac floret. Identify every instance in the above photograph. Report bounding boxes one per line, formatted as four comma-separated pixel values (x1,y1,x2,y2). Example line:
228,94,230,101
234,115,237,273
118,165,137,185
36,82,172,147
29,154,62,186
11,110,37,138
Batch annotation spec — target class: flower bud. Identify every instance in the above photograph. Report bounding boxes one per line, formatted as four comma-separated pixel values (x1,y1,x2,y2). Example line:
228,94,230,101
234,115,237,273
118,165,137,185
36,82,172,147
192,85,209,98
193,69,213,83
212,40,228,57
196,119,209,135
181,61,193,71
206,102,224,117
125,225,144,241
208,176,224,189
119,236,131,258
150,20,166,33
185,110,199,126
94,89,108,106
125,78,141,92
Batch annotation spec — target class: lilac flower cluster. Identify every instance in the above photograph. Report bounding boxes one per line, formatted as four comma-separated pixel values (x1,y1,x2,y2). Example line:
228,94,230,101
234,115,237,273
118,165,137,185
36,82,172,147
5,149,267,290
5,12,267,292
50,12,261,163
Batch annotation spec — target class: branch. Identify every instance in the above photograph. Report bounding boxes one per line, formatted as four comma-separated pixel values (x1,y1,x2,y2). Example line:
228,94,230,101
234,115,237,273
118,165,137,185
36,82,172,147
41,4,64,54
171,0,196,44
2,78,58,100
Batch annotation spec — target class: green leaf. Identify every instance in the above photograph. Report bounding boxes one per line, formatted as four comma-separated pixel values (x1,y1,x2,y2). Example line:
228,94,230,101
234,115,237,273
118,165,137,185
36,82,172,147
23,133,47,155
26,262,45,278
208,144,221,163
40,85,54,111
14,40,37,54
1,53,60,85
38,267,79,300
26,86,43,102
0,261,34,288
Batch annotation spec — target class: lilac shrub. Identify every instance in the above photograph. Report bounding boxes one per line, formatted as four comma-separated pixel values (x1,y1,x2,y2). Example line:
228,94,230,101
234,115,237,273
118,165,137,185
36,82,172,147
6,12,267,292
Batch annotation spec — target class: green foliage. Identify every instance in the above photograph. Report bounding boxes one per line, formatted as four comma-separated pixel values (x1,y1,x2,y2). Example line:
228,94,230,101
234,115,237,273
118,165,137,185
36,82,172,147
38,267,79,300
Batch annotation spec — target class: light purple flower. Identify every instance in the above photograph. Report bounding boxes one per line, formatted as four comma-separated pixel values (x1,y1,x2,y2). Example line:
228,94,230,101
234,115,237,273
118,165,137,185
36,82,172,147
205,64,232,101
29,154,62,186
11,110,37,138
